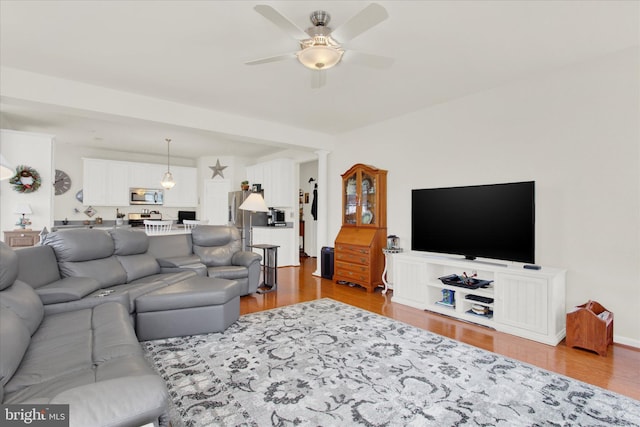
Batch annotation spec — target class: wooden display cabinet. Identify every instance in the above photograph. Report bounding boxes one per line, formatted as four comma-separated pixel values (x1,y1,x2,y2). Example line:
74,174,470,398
334,164,387,292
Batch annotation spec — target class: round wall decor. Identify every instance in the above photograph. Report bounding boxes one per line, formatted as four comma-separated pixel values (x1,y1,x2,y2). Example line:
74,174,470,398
54,169,72,195
9,165,42,193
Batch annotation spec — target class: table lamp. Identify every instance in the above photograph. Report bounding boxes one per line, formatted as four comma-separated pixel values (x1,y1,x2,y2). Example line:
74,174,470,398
239,192,268,247
14,204,33,229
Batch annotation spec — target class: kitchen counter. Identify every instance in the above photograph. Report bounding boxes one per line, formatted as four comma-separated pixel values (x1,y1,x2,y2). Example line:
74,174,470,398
52,224,131,231
253,222,294,229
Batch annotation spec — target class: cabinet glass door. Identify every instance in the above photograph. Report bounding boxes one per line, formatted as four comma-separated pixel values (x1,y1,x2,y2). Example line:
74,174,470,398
344,173,358,224
360,172,376,226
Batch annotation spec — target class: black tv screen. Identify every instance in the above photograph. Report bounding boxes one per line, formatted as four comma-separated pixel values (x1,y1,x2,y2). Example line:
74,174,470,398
411,181,535,263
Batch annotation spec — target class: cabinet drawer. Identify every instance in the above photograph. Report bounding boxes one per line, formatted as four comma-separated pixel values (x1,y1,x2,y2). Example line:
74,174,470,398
9,236,36,247
335,244,370,256
334,262,371,283
335,250,370,265
335,268,370,284
335,260,369,275
4,231,40,248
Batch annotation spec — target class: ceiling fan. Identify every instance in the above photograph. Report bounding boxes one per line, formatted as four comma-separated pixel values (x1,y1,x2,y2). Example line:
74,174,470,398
246,3,393,88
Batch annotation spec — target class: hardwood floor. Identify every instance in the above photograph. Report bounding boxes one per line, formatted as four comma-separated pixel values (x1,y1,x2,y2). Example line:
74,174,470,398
240,257,640,401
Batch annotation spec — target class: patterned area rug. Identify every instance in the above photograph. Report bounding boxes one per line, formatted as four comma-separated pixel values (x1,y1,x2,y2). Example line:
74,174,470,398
142,298,640,426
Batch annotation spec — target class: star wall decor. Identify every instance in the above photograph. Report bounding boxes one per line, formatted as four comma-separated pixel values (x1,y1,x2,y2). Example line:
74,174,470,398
209,159,228,179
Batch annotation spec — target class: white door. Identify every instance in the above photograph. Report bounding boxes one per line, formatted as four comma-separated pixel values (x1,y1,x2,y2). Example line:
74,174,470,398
203,179,231,225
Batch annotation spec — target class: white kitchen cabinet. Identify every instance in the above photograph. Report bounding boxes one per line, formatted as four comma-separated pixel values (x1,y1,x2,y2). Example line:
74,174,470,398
391,252,567,345
269,158,294,208
245,158,294,208
246,164,264,194
129,163,165,189
163,166,198,207
82,159,129,206
83,158,196,207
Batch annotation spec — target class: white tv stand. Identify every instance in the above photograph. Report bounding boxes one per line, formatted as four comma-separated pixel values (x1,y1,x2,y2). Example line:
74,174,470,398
391,252,567,345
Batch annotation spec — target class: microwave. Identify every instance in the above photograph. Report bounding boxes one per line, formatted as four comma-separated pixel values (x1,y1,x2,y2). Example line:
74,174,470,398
129,188,164,205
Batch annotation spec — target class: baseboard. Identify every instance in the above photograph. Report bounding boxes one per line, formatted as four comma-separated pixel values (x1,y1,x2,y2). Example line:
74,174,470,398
614,334,640,349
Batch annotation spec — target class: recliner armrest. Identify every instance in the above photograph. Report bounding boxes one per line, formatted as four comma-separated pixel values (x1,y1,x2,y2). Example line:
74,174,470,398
50,375,169,427
232,251,262,267
42,291,130,315
156,255,202,268
35,276,103,304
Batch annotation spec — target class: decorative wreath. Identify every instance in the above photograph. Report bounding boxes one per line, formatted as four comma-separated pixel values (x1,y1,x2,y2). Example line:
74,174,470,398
9,165,42,193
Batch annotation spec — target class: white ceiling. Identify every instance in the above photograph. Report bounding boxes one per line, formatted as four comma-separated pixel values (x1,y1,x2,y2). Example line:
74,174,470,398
1,0,638,159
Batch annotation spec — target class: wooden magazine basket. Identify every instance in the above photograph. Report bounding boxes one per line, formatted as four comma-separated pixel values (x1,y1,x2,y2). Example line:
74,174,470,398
566,300,613,356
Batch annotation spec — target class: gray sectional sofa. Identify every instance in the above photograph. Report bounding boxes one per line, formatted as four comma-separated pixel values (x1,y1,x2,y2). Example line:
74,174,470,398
0,241,169,426
0,225,263,427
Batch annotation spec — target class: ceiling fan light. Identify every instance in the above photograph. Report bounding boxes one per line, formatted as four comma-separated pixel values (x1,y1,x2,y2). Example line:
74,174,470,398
297,45,343,70
161,171,175,189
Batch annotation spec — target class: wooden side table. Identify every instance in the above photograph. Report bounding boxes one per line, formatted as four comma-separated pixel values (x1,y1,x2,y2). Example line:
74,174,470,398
381,247,403,294
249,244,279,294
4,229,41,248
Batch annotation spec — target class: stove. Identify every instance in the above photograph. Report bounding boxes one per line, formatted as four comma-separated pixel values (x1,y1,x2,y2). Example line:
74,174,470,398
128,212,161,227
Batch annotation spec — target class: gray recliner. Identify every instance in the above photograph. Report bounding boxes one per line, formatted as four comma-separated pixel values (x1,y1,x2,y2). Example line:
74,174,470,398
191,225,262,295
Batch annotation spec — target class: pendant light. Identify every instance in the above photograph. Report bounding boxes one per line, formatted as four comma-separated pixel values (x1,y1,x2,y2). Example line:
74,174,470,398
160,138,175,189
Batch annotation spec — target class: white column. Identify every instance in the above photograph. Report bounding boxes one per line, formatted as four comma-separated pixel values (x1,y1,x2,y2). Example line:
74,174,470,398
313,150,329,277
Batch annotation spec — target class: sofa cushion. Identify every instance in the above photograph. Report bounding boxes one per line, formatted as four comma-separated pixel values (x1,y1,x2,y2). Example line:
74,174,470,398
0,280,44,335
207,265,248,280
110,229,150,256
116,254,160,283
193,246,234,267
147,233,193,259
3,302,141,398
191,225,241,248
43,229,115,262
34,276,103,305
15,245,62,288
0,306,31,389
58,256,127,288
192,226,242,267
92,302,144,363
0,242,18,291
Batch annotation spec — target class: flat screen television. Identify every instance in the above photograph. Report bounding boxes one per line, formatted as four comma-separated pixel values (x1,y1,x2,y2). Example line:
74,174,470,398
411,181,535,264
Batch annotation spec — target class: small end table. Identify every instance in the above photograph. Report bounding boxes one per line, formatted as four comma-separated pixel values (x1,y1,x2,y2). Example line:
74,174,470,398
382,248,403,294
249,244,279,294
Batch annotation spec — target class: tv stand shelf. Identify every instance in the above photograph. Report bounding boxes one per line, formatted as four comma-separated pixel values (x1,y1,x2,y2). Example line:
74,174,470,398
392,253,567,345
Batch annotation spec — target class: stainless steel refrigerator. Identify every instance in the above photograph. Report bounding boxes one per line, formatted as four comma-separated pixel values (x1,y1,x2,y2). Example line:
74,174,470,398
228,190,267,250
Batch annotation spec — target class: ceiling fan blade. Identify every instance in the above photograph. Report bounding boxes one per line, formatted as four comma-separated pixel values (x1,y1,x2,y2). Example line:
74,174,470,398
346,51,394,69
254,5,309,40
331,3,388,43
245,53,296,66
311,70,326,89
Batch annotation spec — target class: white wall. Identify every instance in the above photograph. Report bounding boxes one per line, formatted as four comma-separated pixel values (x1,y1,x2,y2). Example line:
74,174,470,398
0,129,54,236
300,160,318,257
327,48,640,346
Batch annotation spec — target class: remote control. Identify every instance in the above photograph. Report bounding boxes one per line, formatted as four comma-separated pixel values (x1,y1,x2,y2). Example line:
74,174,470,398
523,264,541,270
